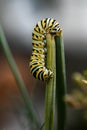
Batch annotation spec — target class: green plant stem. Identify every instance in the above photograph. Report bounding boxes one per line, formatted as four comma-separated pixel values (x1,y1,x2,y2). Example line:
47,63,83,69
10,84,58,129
55,33,67,130
45,33,56,130
0,25,40,129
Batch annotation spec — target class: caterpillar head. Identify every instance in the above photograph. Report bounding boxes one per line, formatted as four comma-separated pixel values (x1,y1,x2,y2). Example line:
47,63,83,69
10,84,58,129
43,69,53,81
48,70,53,78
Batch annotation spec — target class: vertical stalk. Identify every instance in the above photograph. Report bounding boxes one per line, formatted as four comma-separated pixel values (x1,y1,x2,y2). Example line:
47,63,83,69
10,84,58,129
0,25,40,129
45,33,56,130
55,33,67,130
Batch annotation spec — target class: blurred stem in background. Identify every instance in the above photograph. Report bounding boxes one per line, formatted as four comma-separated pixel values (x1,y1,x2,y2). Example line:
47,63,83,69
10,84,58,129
0,24,40,130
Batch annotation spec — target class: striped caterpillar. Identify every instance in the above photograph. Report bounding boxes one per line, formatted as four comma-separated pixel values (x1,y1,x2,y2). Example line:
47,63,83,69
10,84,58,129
29,18,60,81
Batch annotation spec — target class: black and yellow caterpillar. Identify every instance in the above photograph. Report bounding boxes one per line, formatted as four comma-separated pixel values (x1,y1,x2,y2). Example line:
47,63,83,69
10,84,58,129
29,18,60,81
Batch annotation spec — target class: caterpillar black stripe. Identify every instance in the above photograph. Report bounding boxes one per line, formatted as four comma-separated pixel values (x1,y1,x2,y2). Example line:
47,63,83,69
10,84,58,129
29,18,61,81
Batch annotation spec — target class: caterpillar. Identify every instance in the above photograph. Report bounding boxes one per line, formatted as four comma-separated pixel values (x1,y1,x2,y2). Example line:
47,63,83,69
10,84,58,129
29,18,60,81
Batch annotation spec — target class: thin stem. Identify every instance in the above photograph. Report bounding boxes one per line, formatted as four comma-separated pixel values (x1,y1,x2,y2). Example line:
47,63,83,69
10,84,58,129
0,25,40,129
45,33,56,130
55,33,67,130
